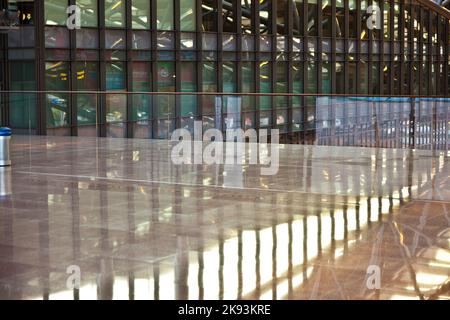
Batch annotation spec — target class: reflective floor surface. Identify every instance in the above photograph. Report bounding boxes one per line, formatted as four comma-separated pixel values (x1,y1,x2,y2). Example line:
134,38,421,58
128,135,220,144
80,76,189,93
0,136,449,300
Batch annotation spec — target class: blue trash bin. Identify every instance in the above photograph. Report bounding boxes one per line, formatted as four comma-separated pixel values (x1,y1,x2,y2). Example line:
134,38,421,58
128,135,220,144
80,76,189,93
0,127,12,167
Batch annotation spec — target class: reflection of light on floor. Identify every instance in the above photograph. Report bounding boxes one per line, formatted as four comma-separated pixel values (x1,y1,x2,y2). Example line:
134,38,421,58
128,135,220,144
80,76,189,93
259,267,314,300
187,254,199,300
433,248,450,264
135,278,154,300
184,197,395,300
223,237,239,300
241,231,257,295
49,289,74,300
370,198,380,221
159,264,176,300
49,283,98,300
416,272,449,287
40,191,414,300
113,277,129,300
390,294,420,300
202,245,220,300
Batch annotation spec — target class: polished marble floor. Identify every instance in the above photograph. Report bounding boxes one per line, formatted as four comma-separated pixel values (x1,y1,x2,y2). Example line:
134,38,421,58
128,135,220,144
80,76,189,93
0,135,449,300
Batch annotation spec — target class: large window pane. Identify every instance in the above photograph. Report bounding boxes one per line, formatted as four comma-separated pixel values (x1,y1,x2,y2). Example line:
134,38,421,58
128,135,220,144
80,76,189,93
132,0,150,29
202,0,217,32
322,62,331,94
8,0,34,25
202,62,216,92
156,62,175,119
46,61,70,128
10,61,36,130
306,61,317,93
307,0,318,36
383,2,391,40
223,0,237,33
105,0,125,27
106,61,126,137
360,1,369,40
45,0,68,26
336,61,345,94
276,62,288,109
180,62,197,117
349,0,357,38
106,62,126,90
242,62,255,111
202,62,217,116
77,0,98,27
132,62,152,130
223,62,236,93
260,0,271,35
259,61,272,111
294,0,303,36
241,0,254,34
76,61,98,90
322,0,332,37
106,94,126,137
277,0,288,35
157,0,174,30
336,0,345,38
348,62,357,94
371,62,380,94
372,0,381,39
76,62,98,127
180,0,196,31
359,59,369,94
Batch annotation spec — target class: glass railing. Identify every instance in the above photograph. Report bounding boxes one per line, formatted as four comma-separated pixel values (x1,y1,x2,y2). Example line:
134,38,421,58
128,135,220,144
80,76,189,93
0,91,449,150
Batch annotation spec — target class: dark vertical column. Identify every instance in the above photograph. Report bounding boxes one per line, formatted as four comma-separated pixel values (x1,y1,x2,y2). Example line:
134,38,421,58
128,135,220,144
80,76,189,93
126,153,135,300
271,224,277,299
331,0,337,94
151,0,158,139
270,0,276,132
344,0,349,94
237,225,243,299
175,0,181,131
379,0,388,95
317,0,323,95
196,170,205,300
217,0,223,94
98,0,107,137
35,0,46,135
435,14,441,96
0,3,10,126
366,0,375,94
97,192,114,299
408,1,414,96
69,0,77,137
39,195,50,300
254,0,261,133
377,0,383,96
445,20,449,95
390,0,395,95
287,0,294,136
196,0,203,125
236,1,242,95
71,168,81,300
399,0,405,95
126,0,133,138
427,9,433,96
302,0,308,143
175,236,189,299
418,6,423,96
218,228,224,299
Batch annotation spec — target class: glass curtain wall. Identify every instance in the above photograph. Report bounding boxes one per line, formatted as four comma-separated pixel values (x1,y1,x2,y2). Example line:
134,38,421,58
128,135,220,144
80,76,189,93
4,0,450,139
